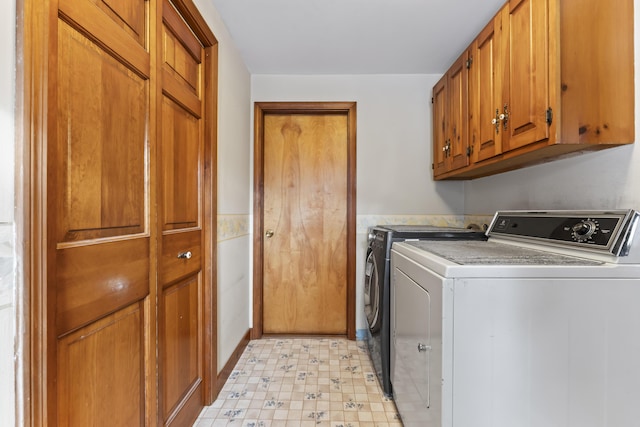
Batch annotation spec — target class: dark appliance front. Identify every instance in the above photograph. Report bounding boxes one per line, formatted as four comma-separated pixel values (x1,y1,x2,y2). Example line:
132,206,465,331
363,225,487,397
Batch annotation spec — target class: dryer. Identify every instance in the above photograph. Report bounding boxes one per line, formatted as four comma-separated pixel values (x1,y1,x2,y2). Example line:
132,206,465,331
363,225,486,397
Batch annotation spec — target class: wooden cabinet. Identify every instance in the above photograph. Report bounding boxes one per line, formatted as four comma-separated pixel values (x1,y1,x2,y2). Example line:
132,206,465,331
503,0,551,152
432,51,471,176
469,8,507,163
432,74,448,176
434,0,635,180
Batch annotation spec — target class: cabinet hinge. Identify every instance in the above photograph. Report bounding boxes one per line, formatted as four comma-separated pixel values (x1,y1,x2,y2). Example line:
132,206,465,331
546,108,553,125
466,146,473,156
466,56,473,69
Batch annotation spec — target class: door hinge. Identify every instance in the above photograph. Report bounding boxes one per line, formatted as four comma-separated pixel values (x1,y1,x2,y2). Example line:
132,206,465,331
431,96,434,104
546,108,553,125
466,56,473,69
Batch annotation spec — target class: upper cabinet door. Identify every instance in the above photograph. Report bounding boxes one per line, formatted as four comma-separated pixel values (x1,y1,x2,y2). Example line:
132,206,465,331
432,74,449,177
469,8,507,163
447,51,470,171
432,52,470,178
503,0,550,151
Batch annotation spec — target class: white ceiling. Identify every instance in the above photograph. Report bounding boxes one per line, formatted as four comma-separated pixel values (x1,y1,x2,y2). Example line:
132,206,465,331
208,0,507,75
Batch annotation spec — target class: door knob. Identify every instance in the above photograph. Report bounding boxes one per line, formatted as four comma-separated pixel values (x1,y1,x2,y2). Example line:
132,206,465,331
417,343,431,352
265,229,275,238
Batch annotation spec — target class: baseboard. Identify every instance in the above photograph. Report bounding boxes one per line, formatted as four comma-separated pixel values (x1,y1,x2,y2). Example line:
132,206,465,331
213,329,252,398
355,328,368,340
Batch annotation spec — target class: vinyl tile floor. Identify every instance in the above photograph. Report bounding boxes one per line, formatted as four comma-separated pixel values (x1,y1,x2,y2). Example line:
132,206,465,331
194,338,403,427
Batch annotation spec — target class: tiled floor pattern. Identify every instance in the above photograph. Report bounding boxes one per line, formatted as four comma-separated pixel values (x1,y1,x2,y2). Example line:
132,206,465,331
195,338,403,427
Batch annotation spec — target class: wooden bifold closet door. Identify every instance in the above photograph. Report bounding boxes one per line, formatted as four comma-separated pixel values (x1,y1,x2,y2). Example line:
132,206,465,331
158,1,213,425
25,0,217,425
53,0,153,424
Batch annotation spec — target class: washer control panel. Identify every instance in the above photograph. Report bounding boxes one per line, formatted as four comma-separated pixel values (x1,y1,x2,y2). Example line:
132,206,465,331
487,210,639,255
571,219,599,242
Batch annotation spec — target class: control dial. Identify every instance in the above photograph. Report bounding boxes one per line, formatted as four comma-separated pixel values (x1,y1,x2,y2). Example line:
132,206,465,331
571,219,598,242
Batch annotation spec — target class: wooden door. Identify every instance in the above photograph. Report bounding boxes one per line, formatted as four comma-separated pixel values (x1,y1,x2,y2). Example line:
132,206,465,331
262,113,348,334
52,0,153,424
470,8,506,163
432,75,448,177
27,0,217,424
504,0,550,151
446,52,470,171
157,0,214,425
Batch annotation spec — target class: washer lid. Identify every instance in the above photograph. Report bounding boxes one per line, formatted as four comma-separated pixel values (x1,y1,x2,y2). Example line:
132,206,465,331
405,240,603,266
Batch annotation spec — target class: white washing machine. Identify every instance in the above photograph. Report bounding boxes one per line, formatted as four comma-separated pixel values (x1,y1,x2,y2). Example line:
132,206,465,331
390,210,640,427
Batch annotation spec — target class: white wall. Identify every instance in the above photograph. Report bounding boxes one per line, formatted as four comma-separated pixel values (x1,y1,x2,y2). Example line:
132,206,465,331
0,0,16,424
464,6,640,214
193,0,253,372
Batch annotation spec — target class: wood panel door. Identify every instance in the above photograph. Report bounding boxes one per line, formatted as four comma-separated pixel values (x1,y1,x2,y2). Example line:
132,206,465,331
432,75,448,177
157,0,216,425
254,103,357,338
52,0,153,424
503,0,550,151
432,53,469,177
469,7,506,163
446,52,470,171
263,113,347,334
23,0,217,424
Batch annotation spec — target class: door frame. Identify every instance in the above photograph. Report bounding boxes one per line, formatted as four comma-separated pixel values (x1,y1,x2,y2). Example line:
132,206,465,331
252,102,357,340
16,0,219,424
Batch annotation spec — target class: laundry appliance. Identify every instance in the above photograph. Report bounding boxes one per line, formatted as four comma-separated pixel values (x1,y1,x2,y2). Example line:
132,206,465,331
391,210,640,427
363,224,486,396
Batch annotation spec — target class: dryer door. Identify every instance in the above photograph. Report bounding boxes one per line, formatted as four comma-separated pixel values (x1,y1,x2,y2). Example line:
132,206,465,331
363,249,381,332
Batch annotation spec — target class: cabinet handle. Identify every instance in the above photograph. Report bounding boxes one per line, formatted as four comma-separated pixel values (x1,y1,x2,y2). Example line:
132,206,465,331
493,109,500,134
265,229,275,238
501,103,509,131
177,251,192,260
442,140,450,157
